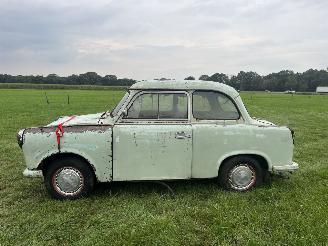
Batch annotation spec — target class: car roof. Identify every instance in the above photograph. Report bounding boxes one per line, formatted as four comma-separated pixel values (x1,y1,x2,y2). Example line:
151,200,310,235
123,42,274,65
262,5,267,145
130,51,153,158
130,80,239,98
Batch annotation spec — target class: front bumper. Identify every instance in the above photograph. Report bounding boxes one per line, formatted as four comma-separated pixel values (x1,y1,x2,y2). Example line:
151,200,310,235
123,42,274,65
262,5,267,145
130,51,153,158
23,168,43,178
272,162,299,173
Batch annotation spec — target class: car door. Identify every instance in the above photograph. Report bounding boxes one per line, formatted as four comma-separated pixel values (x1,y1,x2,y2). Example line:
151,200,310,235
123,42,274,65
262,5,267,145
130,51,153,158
191,90,243,178
113,91,192,181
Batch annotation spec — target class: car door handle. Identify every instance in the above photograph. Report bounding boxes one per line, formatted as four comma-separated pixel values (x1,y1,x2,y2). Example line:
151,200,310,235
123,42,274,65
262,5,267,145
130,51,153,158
175,131,191,139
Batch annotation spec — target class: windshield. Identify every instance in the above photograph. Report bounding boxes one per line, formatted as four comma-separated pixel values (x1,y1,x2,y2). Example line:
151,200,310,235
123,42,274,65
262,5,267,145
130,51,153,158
111,92,130,116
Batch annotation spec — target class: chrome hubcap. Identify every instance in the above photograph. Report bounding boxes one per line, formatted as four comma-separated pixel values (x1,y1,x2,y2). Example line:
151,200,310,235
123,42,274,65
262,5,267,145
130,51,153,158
53,167,83,195
229,164,256,191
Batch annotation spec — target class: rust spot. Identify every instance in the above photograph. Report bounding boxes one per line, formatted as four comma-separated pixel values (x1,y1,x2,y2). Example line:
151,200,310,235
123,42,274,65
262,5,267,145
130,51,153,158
25,125,112,134
133,132,138,146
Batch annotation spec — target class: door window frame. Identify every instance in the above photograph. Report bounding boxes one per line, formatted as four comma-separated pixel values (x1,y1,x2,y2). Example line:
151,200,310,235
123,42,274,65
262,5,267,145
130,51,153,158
191,90,242,121
118,90,191,124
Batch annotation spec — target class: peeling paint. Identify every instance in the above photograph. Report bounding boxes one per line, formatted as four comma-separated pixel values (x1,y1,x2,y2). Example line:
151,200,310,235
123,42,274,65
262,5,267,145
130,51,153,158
19,80,298,186
25,125,112,134
113,124,192,181
22,125,113,182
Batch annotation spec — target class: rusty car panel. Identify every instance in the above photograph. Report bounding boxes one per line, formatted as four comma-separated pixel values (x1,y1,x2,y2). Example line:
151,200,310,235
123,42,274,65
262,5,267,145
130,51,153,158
22,125,113,182
191,123,294,178
113,124,192,181
18,80,299,198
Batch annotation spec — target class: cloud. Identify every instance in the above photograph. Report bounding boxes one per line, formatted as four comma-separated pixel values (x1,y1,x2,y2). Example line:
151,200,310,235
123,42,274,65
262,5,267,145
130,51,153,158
0,0,327,79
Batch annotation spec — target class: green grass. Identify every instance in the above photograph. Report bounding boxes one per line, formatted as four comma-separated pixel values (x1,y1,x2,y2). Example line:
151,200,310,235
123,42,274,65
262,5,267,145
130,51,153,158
0,83,128,90
0,89,327,245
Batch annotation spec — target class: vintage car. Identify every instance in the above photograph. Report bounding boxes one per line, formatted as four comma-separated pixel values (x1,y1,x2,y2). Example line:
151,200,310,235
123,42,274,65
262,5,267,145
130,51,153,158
17,80,299,199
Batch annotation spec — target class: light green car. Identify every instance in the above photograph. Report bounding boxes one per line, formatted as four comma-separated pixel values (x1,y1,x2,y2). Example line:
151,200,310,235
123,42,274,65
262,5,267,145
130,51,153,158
17,80,299,199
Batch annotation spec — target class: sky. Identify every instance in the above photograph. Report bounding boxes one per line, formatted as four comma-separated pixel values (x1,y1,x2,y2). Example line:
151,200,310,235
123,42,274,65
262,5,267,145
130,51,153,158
0,0,327,80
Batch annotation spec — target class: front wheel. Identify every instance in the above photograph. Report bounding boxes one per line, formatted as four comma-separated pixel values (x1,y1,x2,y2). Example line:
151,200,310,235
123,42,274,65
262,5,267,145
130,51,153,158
218,156,263,192
44,157,95,199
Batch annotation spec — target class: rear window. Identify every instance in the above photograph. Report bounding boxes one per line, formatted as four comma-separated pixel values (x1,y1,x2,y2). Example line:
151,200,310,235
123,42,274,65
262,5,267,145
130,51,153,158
192,91,239,120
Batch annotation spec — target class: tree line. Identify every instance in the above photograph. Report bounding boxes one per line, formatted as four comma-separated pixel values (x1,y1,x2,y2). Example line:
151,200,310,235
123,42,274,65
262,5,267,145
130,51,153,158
185,69,328,92
0,72,135,86
1,68,328,91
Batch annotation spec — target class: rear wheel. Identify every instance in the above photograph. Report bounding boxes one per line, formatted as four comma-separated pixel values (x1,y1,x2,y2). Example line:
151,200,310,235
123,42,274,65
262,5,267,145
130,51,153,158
219,156,263,191
44,157,95,199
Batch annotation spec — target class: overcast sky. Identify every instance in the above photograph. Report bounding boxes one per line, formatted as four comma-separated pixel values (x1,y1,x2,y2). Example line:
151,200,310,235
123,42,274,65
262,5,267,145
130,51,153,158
0,0,327,80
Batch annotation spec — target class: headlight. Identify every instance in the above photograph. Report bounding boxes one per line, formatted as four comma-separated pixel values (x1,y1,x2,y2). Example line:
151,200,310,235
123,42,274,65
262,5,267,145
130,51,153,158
17,129,25,148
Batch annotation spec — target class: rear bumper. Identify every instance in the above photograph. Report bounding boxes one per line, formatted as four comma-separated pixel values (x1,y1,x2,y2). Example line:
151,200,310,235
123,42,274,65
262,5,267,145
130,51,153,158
272,162,299,173
23,168,43,178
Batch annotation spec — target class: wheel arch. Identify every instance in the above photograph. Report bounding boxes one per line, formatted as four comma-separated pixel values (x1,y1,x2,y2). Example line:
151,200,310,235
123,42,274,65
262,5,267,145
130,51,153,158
38,152,97,181
218,153,270,175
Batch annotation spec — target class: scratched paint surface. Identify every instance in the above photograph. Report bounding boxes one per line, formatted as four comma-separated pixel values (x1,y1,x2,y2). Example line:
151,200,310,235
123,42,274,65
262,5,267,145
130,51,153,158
113,124,192,180
19,80,296,183
23,125,113,182
191,123,294,178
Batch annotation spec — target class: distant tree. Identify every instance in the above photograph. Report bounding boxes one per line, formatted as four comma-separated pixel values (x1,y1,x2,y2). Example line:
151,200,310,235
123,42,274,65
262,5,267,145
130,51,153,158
1,68,328,91
117,78,135,86
230,71,263,91
104,75,117,81
263,70,295,92
299,69,328,92
34,75,44,84
46,74,59,84
199,75,210,81
78,72,102,85
103,75,117,85
184,76,195,80
209,73,229,84
67,74,79,85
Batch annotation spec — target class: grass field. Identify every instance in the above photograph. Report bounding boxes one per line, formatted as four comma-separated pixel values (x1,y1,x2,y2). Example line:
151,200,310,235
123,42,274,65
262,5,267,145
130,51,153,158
0,83,128,90
0,89,327,245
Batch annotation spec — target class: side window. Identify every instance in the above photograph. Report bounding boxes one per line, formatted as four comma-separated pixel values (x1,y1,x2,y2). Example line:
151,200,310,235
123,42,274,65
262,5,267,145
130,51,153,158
192,91,239,120
125,92,188,120
126,93,158,119
159,94,188,119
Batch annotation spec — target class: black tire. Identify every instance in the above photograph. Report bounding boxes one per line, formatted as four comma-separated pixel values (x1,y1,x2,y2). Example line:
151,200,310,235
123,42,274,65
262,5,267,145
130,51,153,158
44,157,95,200
218,156,263,192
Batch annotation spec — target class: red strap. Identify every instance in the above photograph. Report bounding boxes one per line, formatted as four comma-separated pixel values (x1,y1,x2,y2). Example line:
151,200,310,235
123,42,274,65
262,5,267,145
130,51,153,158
55,124,64,145
55,116,76,148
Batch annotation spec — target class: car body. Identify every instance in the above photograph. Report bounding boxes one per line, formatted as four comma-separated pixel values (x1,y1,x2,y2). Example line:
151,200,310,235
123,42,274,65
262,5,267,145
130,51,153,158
18,80,299,199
